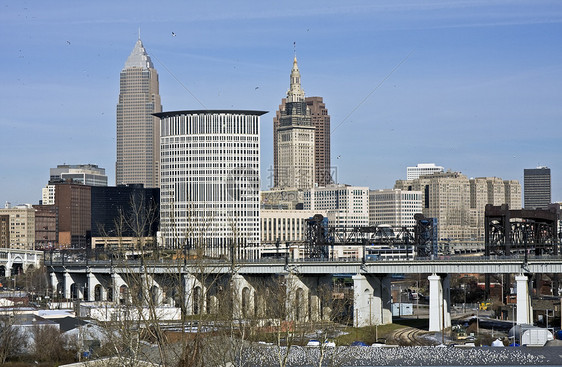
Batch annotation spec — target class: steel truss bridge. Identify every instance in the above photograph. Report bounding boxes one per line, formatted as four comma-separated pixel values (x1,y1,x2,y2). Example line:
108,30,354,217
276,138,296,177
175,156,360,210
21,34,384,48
305,214,438,259
485,204,560,256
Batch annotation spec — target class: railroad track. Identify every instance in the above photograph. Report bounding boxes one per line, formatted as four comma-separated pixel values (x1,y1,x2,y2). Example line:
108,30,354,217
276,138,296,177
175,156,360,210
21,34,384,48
391,327,435,346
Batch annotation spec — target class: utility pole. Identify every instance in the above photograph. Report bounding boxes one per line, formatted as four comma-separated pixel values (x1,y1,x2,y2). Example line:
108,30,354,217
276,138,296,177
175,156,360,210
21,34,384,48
523,226,528,266
441,290,445,345
399,285,402,318
476,307,479,336
416,280,419,319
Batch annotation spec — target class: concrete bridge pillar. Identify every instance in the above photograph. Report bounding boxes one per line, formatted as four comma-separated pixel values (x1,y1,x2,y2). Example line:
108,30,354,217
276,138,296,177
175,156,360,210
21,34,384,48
22,252,33,273
87,272,100,302
284,273,333,323
310,275,332,322
428,273,451,332
352,274,392,328
286,273,310,322
64,272,72,299
5,252,12,277
182,274,196,315
182,273,207,315
516,274,532,324
231,274,255,319
99,283,108,301
255,287,268,319
141,273,163,306
112,273,127,304
50,271,59,298
87,273,109,301
75,278,85,300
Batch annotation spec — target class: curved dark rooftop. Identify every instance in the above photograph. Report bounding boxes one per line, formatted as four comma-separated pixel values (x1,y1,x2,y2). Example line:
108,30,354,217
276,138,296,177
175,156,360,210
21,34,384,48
153,110,268,118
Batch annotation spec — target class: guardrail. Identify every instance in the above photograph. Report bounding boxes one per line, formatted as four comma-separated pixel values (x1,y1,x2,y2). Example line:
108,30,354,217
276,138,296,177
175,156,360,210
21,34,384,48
45,251,562,268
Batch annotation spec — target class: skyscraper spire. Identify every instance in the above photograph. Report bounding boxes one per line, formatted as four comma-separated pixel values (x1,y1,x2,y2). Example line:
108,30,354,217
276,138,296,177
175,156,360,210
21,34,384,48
287,55,305,103
124,38,153,69
273,54,332,189
116,38,162,188
274,55,314,189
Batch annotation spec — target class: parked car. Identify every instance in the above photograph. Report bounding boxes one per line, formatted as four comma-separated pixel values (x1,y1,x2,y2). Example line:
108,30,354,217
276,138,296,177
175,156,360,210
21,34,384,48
351,341,368,346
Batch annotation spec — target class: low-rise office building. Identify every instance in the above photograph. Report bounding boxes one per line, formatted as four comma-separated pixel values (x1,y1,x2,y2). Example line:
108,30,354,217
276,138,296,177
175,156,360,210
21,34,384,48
0,204,35,250
369,189,422,228
304,184,369,228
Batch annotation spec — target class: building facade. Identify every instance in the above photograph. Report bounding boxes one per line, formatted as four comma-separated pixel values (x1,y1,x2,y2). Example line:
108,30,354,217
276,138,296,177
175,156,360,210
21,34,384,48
524,167,551,209
369,189,422,228
33,205,57,249
0,205,35,250
307,97,331,186
273,96,331,187
504,179,522,209
0,215,10,248
486,177,506,206
116,38,162,188
273,57,321,189
260,209,325,245
396,172,472,241
41,186,56,206
260,189,304,210
49,164,107,186
90,184,159,241
156,110,264,259
468,177,521,241
38,183,161,250
425,172,471,241
304,184,369,227
55,183,92,248
395,172,522,244
406,163,444,180
42,164,107,205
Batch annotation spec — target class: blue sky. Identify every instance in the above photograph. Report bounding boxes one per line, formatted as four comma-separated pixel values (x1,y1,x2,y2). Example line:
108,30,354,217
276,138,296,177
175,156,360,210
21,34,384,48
1,0,561,205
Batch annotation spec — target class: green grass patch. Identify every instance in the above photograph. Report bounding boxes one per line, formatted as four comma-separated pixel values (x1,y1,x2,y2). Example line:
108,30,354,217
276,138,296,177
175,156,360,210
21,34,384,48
335,318,429,346
336,323,404,346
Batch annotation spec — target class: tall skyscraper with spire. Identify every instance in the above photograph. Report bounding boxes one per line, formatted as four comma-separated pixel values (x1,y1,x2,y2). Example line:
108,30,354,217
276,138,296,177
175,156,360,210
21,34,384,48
273,57,315,189
116,38,162,188
273,57,331,189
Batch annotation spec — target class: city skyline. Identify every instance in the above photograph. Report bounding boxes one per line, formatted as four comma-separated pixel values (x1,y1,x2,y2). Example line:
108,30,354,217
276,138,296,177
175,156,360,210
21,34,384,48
1,1,561,205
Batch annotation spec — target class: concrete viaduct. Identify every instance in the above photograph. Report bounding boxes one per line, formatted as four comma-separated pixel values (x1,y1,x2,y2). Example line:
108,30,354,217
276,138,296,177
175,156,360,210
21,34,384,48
0,248,42,277
47,256,562,332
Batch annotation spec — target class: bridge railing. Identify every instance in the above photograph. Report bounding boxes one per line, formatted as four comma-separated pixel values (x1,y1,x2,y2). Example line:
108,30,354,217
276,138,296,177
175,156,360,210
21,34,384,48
44,248,562,268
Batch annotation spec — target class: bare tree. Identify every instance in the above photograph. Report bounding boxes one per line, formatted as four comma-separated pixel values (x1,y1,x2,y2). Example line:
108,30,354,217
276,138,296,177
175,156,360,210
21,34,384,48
32,324,71,362
17,264,49,304
0,315,26,364
93,193,236,367
66,191,354,367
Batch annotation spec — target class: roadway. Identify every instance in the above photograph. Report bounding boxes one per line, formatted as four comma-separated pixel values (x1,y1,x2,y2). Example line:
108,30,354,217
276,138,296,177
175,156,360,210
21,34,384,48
46,255,562,276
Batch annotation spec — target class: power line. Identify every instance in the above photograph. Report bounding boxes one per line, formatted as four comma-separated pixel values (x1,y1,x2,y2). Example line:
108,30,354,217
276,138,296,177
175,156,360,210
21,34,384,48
150,53,208,110
331,50,414,135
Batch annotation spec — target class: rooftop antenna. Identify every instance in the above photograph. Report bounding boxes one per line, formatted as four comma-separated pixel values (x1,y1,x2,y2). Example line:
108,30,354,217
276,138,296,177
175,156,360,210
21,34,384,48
138,27,141,40
293,41,296,58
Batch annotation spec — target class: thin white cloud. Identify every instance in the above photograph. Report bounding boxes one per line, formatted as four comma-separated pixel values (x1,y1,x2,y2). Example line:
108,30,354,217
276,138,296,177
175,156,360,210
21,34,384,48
4,0,561,28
